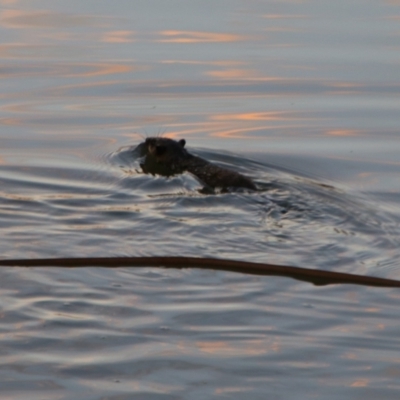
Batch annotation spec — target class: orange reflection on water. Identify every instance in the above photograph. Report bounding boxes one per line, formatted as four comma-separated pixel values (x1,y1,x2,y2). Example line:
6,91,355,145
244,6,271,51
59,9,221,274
213,126,276,139
162,60,244,67
342,352,358,360
357,173,372,178
207,69,259,80
350,379,369,387
0,117,20,126
331,82,363,89
158,30,245,43
0,9,97,29
159,116,308,140
102,30,135,43
195,339,280,356
326,130,360,137
212,112,286,122
64,63,133,78
326,82,365,95
364,307,380,313
208,110,310,139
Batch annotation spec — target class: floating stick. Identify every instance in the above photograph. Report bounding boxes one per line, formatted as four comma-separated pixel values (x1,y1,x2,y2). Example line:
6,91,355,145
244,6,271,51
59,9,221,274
0,256,399,287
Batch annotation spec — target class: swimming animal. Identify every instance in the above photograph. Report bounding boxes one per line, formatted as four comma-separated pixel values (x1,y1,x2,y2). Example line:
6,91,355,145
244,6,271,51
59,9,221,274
137,137,256,191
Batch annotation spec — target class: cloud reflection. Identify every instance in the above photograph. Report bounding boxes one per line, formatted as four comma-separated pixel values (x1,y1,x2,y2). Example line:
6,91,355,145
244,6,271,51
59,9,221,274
0,62,133,78
207,111,310,139
102,30,135,43
212,112,286,121
326,130,360,137
206,69,259,80
350,379,369,387
195,339,280,356
0,9,105,29
158,30,246,43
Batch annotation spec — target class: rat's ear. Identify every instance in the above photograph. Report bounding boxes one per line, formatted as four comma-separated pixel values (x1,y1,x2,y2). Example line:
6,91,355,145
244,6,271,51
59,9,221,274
179,139,186,148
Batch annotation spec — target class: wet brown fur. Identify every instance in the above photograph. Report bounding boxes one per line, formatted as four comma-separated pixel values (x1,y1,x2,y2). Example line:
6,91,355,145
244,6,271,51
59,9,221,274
139,137,256,190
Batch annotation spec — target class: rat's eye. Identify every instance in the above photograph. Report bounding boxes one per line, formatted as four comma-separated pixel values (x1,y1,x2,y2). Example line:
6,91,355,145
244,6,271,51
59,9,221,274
155,145,167,156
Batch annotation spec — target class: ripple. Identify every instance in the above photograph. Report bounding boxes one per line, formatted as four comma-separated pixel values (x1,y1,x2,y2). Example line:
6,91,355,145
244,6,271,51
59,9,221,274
106,143,400,276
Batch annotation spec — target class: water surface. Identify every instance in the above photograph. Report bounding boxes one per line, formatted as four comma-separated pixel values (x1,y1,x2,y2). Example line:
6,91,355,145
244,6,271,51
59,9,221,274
1,0,400,399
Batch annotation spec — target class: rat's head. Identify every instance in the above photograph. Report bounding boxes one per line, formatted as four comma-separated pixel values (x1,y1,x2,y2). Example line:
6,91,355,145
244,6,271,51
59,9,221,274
139,137,189,176
144,137,187,162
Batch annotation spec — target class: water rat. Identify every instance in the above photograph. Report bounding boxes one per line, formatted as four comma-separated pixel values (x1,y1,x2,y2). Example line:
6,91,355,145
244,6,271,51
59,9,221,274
138,137,256,191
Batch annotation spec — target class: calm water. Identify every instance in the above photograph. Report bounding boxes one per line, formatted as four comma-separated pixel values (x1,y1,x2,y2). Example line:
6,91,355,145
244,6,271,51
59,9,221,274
1,1,400,398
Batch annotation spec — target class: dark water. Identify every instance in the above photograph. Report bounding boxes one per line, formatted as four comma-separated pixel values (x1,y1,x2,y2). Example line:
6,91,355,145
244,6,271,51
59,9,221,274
1,0,400,399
